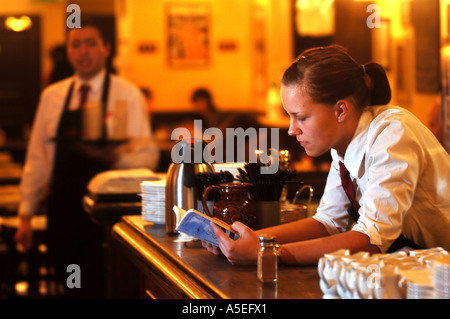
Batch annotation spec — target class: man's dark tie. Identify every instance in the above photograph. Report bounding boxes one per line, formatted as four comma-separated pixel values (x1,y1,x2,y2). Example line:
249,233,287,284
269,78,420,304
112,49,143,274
78,84,90,110
339,161,360,222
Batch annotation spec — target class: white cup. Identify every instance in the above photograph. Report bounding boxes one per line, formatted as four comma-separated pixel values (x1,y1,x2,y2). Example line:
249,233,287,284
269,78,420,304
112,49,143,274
82,101,102,140
336,251,370,299
354,259,384,299
363,265,406,299
317,249,349,298
346,258,376,299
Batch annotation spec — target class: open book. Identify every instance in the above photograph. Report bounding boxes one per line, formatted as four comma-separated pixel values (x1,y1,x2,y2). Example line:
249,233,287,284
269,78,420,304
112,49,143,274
172,206,239,247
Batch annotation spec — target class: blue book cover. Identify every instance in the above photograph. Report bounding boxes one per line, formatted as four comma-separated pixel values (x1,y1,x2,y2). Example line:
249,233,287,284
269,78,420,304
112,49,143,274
173,206,239,246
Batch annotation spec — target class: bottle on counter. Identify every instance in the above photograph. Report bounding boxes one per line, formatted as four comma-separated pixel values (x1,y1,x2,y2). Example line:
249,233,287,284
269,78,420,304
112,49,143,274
257,234,279,283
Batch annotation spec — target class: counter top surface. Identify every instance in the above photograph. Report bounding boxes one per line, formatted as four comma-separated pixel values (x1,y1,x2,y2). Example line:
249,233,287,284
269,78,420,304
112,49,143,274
113,215,323,299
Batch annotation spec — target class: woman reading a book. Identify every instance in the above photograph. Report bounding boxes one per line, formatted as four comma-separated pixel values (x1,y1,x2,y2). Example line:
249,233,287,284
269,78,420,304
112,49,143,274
203,45,450,265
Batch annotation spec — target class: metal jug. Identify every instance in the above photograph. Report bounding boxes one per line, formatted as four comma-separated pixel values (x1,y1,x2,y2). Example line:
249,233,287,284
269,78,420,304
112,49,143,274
165,138,214,234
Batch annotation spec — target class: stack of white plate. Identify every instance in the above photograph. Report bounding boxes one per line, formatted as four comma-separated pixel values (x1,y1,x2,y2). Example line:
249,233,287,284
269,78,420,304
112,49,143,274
407,280,434,299
140,180,166,224
399,267,434,299
433,255,450,299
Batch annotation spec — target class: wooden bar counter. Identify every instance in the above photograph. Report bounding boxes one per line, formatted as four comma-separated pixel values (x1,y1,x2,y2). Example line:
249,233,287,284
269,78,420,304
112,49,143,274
110,215,323,299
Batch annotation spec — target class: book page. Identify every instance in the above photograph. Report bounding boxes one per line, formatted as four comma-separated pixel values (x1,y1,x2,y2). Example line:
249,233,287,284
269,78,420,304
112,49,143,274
172,206,238,246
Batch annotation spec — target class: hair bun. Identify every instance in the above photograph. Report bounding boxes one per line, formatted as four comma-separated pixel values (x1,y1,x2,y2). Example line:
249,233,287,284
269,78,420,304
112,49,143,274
364,62,391,105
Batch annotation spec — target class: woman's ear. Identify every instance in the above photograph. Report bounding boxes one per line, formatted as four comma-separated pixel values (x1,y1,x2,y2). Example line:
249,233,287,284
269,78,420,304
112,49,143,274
334,100,350,123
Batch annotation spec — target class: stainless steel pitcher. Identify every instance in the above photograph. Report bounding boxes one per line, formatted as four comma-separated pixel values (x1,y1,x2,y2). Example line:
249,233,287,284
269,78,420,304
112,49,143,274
165,138,214,234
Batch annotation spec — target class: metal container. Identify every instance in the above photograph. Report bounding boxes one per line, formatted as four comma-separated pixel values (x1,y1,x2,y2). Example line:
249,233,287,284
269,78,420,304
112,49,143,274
165,139,214,233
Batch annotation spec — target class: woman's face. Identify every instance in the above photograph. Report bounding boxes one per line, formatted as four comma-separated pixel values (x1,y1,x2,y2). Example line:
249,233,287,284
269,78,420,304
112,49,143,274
281,84,342,157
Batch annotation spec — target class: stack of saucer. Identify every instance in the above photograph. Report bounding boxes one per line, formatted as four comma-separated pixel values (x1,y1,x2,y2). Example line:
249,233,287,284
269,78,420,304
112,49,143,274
406,274,434,299
140,180,166,224
433,255,450,299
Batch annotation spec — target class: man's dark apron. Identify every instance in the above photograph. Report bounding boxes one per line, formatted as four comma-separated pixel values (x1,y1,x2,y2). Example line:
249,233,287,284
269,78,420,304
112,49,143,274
46,73,110,297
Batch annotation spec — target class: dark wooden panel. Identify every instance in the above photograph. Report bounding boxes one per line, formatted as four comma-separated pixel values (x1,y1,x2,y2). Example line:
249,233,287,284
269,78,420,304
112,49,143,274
334,0,373,64
412,0,440,93
0,15,41,135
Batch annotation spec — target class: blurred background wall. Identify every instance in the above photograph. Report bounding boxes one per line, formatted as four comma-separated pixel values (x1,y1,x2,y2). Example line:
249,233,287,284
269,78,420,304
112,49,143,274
0,0,445,139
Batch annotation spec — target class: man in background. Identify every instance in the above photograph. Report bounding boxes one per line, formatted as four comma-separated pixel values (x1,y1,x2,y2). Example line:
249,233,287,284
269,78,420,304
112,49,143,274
15,18,159,298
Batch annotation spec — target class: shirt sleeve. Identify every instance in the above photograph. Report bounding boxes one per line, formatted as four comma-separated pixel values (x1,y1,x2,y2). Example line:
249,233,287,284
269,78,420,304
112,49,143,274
312,159,354,234
352,117,422,253
18,92,57,217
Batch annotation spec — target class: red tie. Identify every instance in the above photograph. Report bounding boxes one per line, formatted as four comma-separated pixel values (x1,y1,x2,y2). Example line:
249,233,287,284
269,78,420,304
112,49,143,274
339,161,360,221
78,84,90,110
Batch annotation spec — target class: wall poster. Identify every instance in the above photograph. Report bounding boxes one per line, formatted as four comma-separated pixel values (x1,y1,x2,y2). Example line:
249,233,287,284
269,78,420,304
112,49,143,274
166,3,210,68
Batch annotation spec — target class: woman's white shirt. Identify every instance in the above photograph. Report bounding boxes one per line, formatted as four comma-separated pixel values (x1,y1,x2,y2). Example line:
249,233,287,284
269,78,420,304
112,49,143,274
313,105,450,253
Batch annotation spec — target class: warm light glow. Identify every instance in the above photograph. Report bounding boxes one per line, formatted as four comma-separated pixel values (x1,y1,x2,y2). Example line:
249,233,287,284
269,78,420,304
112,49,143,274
15,281,29,296
254,0,269,6
295,0,335,37
267,84,280,108
376,0,412,40
5,16,32,32
442,44,450,58
442,0,450,41
266,84,282,120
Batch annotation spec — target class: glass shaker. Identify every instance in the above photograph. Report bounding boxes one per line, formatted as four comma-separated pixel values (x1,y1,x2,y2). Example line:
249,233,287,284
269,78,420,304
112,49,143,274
257,235,279,283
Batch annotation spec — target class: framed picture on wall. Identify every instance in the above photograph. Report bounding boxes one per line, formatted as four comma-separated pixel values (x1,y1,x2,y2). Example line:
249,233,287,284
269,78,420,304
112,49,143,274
166,3,210,68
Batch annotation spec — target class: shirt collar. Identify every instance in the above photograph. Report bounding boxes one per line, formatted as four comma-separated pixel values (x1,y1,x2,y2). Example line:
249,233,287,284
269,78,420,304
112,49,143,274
331,109,374,178
74,69,106,95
